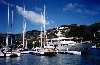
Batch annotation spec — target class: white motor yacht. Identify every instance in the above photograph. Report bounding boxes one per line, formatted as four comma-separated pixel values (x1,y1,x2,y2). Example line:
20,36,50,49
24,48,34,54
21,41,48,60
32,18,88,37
47,31,92,52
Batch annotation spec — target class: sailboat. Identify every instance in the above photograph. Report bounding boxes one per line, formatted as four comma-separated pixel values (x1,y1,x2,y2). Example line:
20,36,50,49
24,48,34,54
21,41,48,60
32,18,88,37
19,6,33,54
0,4,20,58
18,5,27,53
30,5,56,56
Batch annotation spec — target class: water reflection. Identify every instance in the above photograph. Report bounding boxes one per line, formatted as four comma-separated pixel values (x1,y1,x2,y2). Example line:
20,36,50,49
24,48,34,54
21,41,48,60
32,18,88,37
80,55,100,65
5,57,21,62
0,57,21,65
39,54,82,65
0,54,99,65
40,56,49,65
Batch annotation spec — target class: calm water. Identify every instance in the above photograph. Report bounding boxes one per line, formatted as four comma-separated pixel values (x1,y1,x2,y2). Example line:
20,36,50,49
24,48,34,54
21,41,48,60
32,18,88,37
0,54,99,65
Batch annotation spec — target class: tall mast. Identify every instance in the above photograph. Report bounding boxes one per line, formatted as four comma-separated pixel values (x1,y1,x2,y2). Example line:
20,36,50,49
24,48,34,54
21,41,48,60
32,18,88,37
24,21,26,48
40,12,43,48
6,3,10,47
8,3,9,26
43,5,46,47
11,11,13,27
11,11,13,45
22,5,26,48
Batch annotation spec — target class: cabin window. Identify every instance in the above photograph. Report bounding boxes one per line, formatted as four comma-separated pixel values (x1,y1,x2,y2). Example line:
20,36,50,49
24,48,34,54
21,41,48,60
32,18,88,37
65,39,70,41
50,45,53,46
66,44,68,45
62,39,65,41
52,40,58,42
69,43,73,44
48,40,51,42
71,39,74,41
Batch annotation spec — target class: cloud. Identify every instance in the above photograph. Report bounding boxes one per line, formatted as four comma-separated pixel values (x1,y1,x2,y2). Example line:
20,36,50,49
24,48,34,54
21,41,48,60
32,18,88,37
16,6,50,25
0,0,15,7
63,3,81,12
63,3,98,15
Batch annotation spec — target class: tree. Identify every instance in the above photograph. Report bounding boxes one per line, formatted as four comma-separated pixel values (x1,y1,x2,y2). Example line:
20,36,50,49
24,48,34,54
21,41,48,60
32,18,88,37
68,26,85,37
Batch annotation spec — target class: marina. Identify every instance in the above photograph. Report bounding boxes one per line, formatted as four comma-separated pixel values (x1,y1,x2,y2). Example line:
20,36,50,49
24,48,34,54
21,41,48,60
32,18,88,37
0,0,100,65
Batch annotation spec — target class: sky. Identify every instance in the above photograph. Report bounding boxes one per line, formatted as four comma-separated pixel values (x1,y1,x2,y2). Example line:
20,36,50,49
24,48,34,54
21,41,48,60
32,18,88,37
0,0,100,34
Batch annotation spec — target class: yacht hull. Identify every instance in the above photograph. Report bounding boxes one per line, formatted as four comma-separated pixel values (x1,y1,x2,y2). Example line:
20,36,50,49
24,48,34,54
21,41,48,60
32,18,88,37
56,42,92,51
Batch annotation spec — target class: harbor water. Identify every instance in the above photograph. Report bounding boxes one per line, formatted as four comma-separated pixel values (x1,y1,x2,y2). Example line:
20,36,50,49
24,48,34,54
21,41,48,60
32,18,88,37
0,54,99,65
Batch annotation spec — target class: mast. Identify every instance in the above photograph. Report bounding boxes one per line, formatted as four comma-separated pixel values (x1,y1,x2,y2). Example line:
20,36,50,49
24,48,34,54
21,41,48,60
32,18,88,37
22,6,26,48
11,11,13,45
41,24,43,48
6,35,8,47
8,3,9,26
25,39,27,49
40,12,43,48
11,37,12,45
43,5,46,47
11,11,13,28
6,3,10,47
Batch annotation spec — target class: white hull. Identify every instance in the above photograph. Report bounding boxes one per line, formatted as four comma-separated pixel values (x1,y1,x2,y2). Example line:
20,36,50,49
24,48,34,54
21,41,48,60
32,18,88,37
6,52,21,57
66,51,81,55
0,51,21,57
56,42,92,51
30,47,56,56
20,51,34,54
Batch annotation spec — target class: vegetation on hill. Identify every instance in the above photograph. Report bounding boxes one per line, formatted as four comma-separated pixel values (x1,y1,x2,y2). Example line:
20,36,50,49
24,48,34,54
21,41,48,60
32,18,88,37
0,22,100,48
